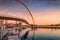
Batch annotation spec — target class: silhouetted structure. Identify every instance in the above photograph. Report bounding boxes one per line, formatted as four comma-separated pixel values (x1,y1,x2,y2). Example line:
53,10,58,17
21,31,29,40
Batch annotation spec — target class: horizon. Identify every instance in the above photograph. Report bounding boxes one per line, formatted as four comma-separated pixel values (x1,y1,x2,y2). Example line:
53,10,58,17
0,0,60,25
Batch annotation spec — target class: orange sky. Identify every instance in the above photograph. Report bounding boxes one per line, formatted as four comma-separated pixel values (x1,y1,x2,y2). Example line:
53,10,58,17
32,9,60,25
0,8,60,25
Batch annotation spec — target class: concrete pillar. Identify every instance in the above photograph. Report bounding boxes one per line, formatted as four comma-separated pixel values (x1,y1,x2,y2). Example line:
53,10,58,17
19,21,22,27
5,20,8,26
0,20,5,31
4,20,8,30
15,21,18,26
15,21,18,32
0,20,4,26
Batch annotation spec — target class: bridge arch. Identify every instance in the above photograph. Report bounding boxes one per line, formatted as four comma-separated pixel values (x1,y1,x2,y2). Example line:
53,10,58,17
16,0,35,24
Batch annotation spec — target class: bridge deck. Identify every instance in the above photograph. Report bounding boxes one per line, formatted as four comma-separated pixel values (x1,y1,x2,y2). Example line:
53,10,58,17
0,16,29,24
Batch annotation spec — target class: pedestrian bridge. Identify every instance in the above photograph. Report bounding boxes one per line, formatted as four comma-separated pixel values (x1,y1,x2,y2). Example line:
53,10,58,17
0,15,29,24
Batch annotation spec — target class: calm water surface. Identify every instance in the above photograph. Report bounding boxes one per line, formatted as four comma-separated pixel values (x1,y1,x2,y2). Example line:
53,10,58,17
26,28,60,40
8,28,60,40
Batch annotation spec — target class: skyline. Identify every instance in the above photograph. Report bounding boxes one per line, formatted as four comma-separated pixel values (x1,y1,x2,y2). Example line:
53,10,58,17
0,0,60,25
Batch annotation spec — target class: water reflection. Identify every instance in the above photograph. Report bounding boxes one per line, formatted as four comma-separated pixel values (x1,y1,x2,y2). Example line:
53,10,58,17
27,28,60,40
7,27,60,40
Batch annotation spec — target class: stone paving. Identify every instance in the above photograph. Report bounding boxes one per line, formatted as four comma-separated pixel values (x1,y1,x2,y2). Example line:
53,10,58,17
8,35,20,40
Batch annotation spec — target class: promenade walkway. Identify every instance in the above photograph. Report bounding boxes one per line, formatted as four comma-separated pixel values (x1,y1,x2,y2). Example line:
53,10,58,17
8,35,19,40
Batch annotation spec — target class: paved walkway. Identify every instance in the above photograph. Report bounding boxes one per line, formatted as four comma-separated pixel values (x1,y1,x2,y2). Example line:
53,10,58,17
8,28,32,40
8,35,20,40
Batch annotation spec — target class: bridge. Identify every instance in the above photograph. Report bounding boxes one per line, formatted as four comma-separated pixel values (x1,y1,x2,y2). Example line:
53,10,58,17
0,0,60,30
28,26,60,29
23,24,60,30
0,15,29,24
0,15,60,30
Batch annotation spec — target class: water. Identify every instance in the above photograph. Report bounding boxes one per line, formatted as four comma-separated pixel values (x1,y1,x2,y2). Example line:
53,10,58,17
26,28,60,40
8,28,60,40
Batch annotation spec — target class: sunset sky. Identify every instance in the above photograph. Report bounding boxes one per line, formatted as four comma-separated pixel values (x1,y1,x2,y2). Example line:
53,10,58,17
0,0,60,25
